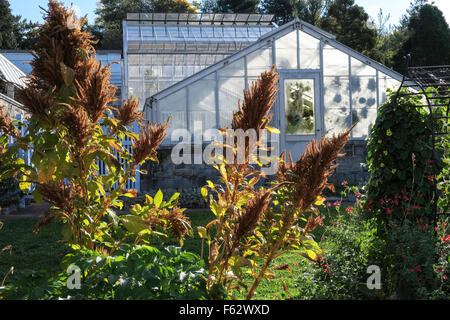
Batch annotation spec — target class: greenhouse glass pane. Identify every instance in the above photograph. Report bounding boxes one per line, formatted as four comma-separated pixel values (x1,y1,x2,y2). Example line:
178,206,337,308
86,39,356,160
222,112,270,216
275,30,298,69
128,65,141,80
323,45,349,76
284,79,315,135
218,58,245,78
299,31,320,69
323,76,351,136
351,57,376,76
379,73,400,105
352,108,377,139
127,26,140,41
189,80,217,136
351,76,377,108
159,88,187,138
218,78,245,127
351,76,377,138
246,45,273,77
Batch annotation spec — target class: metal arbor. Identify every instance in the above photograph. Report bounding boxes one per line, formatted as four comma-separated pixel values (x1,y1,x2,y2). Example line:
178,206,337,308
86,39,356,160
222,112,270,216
396,55,450,227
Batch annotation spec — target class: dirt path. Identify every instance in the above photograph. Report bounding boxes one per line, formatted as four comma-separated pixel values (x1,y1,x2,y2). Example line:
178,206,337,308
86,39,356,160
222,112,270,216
0,202,51,221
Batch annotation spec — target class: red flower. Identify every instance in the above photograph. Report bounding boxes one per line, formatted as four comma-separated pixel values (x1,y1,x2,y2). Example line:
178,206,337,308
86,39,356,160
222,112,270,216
427,175,436,182
341,181,348,186
443,222,447,227
386,208,393,215
355,190,361,198
444,275,448,280
346,207,353,213
442,235,450,243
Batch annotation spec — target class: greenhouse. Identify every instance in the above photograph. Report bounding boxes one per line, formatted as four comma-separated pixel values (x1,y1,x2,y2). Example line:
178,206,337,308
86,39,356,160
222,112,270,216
123,13,275,108
143,19,403,159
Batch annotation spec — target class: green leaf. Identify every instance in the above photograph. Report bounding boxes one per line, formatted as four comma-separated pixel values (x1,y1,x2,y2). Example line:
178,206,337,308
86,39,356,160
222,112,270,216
154,190,163,208
201,186,208,200
121,215,150,234
197,226,209,240
265,126,280,134
106,208,119,227
169,192,180,203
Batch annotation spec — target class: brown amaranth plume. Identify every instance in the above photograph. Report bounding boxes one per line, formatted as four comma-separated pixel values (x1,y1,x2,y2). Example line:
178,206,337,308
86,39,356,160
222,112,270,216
132,117,171,166
233,190,272,249
61,105,94,149
231,65,279,134
73,58,117,123
28,0,96,90
0,106,20,139
34,182,83,233
117,97,144,127
277,124,356,212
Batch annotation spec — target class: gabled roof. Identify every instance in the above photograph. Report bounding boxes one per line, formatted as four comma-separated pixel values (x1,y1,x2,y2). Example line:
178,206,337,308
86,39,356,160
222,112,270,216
0,53,27,88
145,18,403,109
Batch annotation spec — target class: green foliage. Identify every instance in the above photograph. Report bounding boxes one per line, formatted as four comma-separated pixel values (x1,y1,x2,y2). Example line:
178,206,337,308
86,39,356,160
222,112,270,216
366,88,445,225
124,188,208,210
0,165,20,209
320,0,377,57
394,4,450,70
365,88,449,299
295,206,381,299
0,0,18,49
216,0,260,14
3,244,208,300
261,0,327,26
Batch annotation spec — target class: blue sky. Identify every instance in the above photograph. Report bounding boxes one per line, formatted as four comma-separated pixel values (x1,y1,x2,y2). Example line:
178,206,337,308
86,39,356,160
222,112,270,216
9,0,450,26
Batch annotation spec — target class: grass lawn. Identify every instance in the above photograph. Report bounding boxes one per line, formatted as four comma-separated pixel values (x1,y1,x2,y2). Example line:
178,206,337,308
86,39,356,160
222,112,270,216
0,207,339,300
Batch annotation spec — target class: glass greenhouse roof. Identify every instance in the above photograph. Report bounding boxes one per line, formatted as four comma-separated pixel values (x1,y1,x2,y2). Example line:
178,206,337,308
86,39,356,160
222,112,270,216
126,13,274,26
123,14,276,109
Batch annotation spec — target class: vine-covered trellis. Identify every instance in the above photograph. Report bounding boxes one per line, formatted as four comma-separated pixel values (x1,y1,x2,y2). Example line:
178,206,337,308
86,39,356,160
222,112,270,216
396,54,450,227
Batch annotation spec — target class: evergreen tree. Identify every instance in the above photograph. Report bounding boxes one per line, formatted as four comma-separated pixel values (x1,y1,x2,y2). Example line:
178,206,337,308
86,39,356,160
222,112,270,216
394,4,450,71
14,18,39,50
216,0,260,13
320,0,377,57
0,0,18,49
261,0,328,26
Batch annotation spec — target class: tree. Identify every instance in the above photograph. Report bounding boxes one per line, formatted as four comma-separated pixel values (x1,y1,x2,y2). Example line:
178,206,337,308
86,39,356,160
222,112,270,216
216,0,260,13
261,0,329,26
0,0,18,49
94,0,198,50
320,0,377,57
200,0,219,13
394,4,450,71
13,18,40,50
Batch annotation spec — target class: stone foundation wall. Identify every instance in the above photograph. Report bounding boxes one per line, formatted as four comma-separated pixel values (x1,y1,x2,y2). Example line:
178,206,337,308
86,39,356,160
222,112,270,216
140,141,369,192
330,140,369,186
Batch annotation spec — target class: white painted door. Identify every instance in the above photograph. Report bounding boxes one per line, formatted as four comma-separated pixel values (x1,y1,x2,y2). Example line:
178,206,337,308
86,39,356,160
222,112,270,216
278,72,322,158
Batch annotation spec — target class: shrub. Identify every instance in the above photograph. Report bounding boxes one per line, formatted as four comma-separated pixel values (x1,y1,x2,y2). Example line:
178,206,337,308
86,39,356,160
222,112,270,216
294,206,381,299
366,88,445,226
365,88,449,299
2,244,208,300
